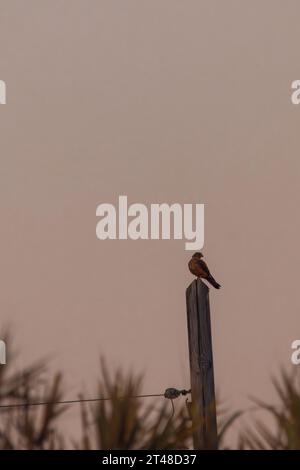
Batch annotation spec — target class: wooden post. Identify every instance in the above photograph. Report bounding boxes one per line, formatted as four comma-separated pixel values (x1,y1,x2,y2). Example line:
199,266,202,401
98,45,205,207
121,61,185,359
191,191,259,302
186,278,218,450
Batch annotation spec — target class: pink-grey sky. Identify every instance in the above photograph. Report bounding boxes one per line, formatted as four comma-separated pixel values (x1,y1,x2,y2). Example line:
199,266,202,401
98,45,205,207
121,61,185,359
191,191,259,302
0,0,300,446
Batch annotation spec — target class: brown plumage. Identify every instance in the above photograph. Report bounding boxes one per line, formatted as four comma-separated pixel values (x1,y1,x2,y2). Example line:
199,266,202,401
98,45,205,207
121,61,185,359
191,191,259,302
188,252,221,289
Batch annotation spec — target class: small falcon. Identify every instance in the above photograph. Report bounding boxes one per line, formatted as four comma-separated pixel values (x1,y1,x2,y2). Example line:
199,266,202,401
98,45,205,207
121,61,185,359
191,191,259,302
188,252,221,289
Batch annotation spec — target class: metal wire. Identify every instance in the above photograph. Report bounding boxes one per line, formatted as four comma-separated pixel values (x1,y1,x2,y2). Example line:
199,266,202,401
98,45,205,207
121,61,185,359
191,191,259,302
0,388,191,410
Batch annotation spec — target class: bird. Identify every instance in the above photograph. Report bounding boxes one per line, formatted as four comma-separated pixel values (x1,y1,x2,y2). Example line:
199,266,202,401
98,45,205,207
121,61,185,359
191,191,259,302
188,252,221,289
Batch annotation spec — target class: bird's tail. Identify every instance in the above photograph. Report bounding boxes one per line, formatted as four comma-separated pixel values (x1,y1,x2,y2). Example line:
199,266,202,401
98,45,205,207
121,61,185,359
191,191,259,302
207,275,221,289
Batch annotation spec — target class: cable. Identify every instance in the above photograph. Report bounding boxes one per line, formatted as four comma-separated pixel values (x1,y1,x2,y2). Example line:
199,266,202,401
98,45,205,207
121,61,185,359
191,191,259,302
169,399,175,421
0,388,191,410
0,394,163,410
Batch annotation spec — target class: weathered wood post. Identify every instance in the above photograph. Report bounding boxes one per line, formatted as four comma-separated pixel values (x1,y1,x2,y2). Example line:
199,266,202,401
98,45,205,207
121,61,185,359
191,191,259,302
186,278,218,449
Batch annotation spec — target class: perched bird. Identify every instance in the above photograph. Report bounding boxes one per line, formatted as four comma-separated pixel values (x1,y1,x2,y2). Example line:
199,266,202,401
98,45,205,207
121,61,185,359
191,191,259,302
188,252,221,289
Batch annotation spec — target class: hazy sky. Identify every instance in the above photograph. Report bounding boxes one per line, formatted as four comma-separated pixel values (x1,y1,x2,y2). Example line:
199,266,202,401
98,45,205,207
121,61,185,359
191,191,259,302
0,0,300,446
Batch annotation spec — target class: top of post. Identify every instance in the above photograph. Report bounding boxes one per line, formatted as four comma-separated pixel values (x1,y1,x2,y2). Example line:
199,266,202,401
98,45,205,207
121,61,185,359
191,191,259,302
186,278,209,295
